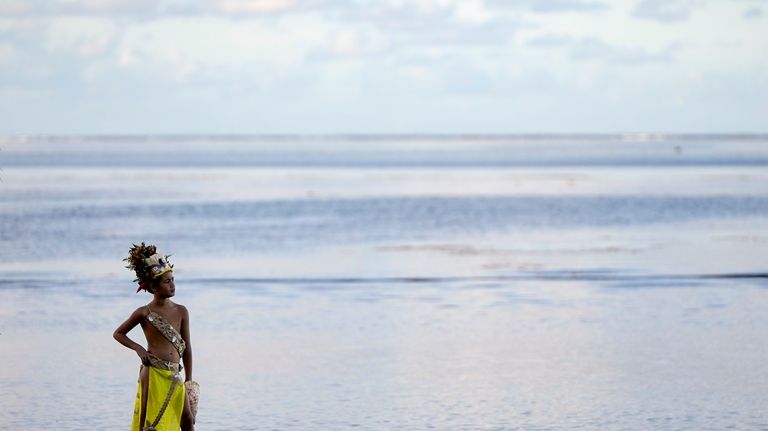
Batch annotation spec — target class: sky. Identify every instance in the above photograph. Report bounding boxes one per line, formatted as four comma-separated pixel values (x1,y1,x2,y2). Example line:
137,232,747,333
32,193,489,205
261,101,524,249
0,0,766,134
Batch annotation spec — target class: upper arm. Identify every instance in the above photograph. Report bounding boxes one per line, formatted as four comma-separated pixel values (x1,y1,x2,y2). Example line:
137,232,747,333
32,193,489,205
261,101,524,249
114,307,146,337
179,305,191,345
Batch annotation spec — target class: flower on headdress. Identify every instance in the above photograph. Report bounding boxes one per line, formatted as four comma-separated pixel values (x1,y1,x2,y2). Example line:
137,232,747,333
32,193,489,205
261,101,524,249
124,242,173,293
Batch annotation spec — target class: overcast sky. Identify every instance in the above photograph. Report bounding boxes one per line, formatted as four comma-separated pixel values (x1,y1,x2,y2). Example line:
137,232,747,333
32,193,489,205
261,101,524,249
0,0,766,134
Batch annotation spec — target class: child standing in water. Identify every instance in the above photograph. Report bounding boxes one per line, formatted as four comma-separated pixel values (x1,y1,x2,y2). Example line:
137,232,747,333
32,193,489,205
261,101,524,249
114,243,198,431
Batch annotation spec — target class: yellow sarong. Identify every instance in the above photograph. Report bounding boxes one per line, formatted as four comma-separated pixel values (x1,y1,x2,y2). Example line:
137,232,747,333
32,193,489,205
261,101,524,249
131,363,186,431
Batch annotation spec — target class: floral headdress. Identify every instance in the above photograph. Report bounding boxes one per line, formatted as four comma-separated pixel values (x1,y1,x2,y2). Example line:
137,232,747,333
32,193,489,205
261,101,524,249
124,242,174,293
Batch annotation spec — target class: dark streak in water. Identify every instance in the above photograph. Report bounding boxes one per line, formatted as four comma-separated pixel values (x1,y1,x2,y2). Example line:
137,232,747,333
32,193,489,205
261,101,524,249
1,271,767,290
2,272,766,290
184,272,768,285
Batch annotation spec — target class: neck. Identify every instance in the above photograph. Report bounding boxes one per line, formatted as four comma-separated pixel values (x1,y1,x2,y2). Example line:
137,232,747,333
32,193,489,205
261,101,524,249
150,296,171,307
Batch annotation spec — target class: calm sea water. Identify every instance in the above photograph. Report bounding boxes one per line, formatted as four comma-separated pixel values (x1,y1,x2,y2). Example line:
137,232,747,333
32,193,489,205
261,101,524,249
1,135,768,430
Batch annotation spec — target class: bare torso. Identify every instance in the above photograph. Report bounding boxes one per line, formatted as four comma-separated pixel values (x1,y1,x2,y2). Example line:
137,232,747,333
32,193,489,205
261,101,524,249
140,302,186,363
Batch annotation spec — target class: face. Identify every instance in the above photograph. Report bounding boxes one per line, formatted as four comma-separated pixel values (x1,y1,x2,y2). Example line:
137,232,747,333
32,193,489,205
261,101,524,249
153,271,176,298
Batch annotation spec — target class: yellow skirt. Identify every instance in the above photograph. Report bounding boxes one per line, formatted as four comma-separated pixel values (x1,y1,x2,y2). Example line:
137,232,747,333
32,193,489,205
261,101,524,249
131,364,186,431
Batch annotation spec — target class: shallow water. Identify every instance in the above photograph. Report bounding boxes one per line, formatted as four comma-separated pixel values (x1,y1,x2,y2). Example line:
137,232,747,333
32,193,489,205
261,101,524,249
2,277,768,430
1,136,768,430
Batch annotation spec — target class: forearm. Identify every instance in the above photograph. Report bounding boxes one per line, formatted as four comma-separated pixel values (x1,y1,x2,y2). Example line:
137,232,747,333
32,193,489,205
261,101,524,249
183,347,193,381
113,332,145,353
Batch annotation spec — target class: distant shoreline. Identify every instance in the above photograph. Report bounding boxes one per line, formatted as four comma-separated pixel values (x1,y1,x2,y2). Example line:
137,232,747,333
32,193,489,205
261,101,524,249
2,133,768,144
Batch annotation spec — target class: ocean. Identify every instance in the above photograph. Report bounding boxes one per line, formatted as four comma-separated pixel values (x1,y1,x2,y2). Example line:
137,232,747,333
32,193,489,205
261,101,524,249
1,135,767,430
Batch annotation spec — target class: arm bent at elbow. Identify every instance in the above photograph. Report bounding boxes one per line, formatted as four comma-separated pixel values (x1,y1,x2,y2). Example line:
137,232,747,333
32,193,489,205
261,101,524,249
114,307,151,365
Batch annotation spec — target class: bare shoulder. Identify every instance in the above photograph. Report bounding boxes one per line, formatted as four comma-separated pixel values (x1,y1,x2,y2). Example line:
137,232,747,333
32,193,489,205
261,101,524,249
175,303,191,336
119,305,149,327
133,305,150,318
175,303,190,317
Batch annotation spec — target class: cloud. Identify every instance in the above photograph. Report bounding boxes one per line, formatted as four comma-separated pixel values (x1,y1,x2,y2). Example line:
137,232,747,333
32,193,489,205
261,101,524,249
0,16,120,89
0,0,612,20
306,0,524,63
631,0,704,22
485,0,610,13
0,43,15,65
528,0,609,13
0,0,163,17
743,6,763,18
215,0,297,14
46,18,119,58
527,34,680,65
1,0,766,133
0,0,316,17
0,0,523,55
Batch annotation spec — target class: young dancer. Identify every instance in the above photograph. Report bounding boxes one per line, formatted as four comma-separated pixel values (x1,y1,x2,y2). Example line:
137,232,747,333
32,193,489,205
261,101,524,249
114,243,197,431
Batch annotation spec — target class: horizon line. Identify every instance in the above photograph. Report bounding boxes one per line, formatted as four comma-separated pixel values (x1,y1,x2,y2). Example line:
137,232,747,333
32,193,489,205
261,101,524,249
3,132,768,142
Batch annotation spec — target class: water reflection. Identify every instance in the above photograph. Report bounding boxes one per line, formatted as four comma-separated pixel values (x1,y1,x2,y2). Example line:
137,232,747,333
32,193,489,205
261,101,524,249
1,278,766,430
